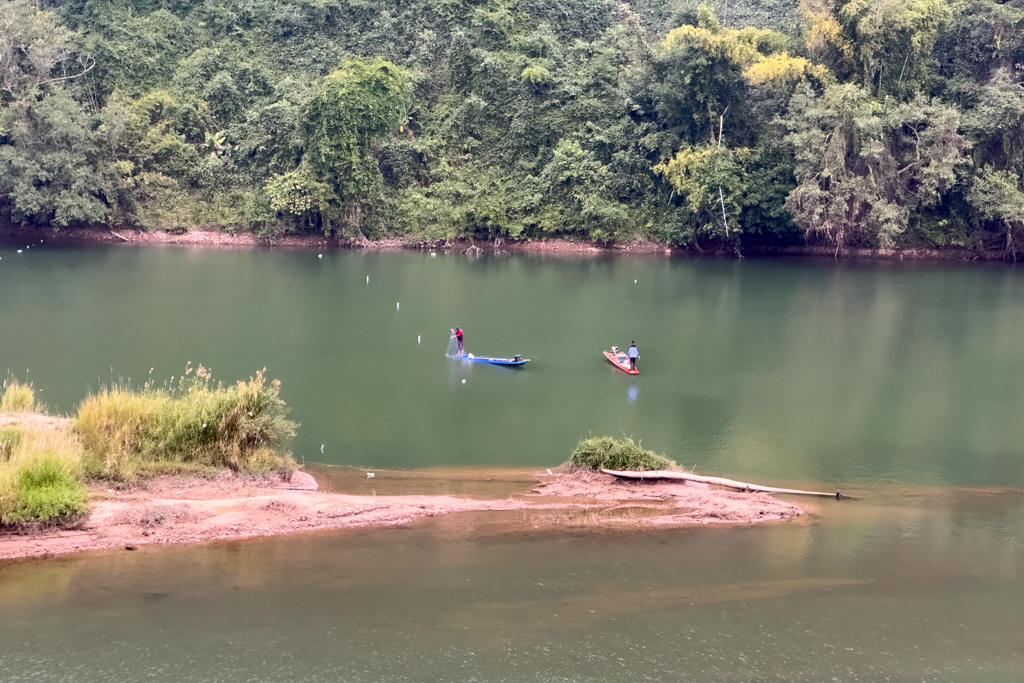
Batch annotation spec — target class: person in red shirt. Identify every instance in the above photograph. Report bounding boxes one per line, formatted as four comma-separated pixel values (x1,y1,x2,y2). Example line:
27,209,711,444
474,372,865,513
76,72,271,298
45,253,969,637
454,327,464,355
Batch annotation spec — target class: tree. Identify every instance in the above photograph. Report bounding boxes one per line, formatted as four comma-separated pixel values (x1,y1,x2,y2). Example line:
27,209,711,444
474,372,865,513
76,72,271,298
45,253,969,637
654,142,747,240
965,166,1024,256
302,58,411,232
784,83,968,249
654,4,825,147
0,0,95,99
0,90,122,227
801,0,951,96
264,163,334,233
531,139,629,241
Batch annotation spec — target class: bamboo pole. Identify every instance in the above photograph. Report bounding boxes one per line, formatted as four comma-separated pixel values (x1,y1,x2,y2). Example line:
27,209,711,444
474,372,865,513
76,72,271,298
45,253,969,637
601,469,843,499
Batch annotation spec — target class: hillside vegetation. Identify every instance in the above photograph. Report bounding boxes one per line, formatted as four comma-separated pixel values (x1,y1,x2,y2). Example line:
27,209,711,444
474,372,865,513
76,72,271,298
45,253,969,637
2,0,1023,255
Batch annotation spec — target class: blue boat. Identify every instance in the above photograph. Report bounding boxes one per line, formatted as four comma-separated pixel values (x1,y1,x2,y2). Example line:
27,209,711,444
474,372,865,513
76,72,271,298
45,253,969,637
456,353,530,366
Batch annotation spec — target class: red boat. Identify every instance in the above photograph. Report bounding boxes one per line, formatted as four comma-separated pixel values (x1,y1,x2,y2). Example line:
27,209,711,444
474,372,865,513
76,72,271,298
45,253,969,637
603,346,639,375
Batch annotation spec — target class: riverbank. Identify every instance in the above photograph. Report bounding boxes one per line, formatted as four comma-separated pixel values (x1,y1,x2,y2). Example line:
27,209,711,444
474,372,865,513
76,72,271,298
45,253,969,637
1,226,1012,260
0,227,668,255
0,469,804,560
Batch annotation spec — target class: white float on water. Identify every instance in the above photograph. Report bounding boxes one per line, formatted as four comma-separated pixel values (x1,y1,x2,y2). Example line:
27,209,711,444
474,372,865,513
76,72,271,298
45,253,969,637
397,302,400,310
366,276,369,283
461,379,466,384
417,335,421,343
318,254,322,259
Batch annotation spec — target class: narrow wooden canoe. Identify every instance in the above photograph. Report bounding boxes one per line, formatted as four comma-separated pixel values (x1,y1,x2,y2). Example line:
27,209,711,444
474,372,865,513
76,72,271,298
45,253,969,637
603,349,638,375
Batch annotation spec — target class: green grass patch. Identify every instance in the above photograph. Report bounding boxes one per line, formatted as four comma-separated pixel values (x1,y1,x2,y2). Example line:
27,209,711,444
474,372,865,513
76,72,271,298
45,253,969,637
569,436,676,471
2,451,88,524
0,419,89,525
1,380,36,412
76,365,298,480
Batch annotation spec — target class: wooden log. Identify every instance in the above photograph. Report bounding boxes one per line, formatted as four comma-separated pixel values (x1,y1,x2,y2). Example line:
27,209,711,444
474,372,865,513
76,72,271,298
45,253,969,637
601,469,842,499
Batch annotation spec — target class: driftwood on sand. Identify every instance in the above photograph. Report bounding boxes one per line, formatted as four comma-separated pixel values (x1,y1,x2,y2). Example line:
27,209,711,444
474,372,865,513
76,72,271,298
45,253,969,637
601,469,843,499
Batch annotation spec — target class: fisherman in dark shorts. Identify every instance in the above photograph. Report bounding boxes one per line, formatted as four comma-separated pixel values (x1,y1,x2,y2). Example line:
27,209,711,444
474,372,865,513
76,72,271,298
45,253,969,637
627,341,639,370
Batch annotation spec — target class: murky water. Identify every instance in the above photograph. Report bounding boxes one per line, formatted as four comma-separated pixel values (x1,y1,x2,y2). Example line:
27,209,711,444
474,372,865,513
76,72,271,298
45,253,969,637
1,245,1023,680
4,245,1024,486
0,483,1021,681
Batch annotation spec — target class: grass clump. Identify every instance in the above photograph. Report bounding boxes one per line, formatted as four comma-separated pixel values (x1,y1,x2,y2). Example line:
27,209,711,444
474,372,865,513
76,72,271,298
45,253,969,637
0,426,23,460
0,424,88,526
76,365,298,480
569,436,676,472
1,379,36,413
113,503,201,528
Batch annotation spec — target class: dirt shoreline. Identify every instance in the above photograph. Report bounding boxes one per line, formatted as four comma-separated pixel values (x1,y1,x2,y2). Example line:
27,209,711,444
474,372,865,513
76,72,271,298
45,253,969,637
0,226,1009,261
0,226,667,255
0,469,803,560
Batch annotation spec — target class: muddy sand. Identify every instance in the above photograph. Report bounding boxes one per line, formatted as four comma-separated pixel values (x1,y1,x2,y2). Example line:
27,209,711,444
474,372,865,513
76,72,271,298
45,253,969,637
0,469,803,560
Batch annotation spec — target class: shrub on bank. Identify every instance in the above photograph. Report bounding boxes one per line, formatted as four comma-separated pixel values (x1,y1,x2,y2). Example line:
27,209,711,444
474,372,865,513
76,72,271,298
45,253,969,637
1,379,36,413
0,423,88,525
76,365,297,480
570,436,675,471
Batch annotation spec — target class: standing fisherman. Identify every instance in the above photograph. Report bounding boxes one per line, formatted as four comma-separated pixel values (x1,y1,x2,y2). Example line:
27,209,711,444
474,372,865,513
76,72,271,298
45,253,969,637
453,327,465,355
627,341,639,371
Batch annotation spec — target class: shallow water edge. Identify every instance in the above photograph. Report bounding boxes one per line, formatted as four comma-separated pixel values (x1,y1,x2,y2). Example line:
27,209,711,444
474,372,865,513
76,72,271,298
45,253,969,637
1,226,1015,261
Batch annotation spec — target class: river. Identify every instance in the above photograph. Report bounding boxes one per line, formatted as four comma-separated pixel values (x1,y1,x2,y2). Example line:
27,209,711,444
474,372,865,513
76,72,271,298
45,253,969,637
0,244,1022,681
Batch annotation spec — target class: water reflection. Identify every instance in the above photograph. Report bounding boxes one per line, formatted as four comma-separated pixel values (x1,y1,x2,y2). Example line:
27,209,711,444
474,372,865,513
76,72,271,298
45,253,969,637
627,382,638,404
3,248,1024,485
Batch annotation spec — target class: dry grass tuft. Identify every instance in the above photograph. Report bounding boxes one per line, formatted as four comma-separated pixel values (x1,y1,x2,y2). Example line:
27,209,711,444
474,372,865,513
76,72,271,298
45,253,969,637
522,505,656,530
1,379,36,413
76,366,297,481
259,499,297,513
112,503,202,527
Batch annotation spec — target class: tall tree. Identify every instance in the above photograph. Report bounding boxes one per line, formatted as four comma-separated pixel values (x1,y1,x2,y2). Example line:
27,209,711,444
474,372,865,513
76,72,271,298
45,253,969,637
784,84,967,249
301,58,411,233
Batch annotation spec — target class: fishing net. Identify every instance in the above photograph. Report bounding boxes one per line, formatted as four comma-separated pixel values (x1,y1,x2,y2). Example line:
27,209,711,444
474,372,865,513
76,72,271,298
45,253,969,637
446,333,461,358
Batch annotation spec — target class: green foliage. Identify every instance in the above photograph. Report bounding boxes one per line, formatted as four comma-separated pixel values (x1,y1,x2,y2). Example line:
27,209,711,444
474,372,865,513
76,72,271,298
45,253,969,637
264,163,335,232
82,8,189,98
0,0,1014,253
783,84,967,248
0,91,118,227
965,166,1024,254
570,436,676,471
655,143,748,240
76,365,298,480
0,420,89,526
303,58,411,225
802,0,951,96
2,451,89,524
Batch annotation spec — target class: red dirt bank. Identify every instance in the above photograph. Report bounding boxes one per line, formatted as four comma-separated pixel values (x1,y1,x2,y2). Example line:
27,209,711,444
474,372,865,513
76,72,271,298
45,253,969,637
2,226,1010,260
0,470,803,560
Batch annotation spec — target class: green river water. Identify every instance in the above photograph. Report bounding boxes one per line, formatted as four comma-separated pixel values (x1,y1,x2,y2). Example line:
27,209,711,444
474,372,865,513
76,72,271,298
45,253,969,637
0,244,1022,681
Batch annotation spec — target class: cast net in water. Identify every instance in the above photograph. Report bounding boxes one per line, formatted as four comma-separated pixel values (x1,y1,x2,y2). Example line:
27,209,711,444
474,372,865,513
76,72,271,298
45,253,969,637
446,333,461,358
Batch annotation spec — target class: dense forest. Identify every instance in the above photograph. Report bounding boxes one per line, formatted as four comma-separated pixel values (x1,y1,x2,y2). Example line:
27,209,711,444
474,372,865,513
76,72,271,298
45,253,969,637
0,0,1022,254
